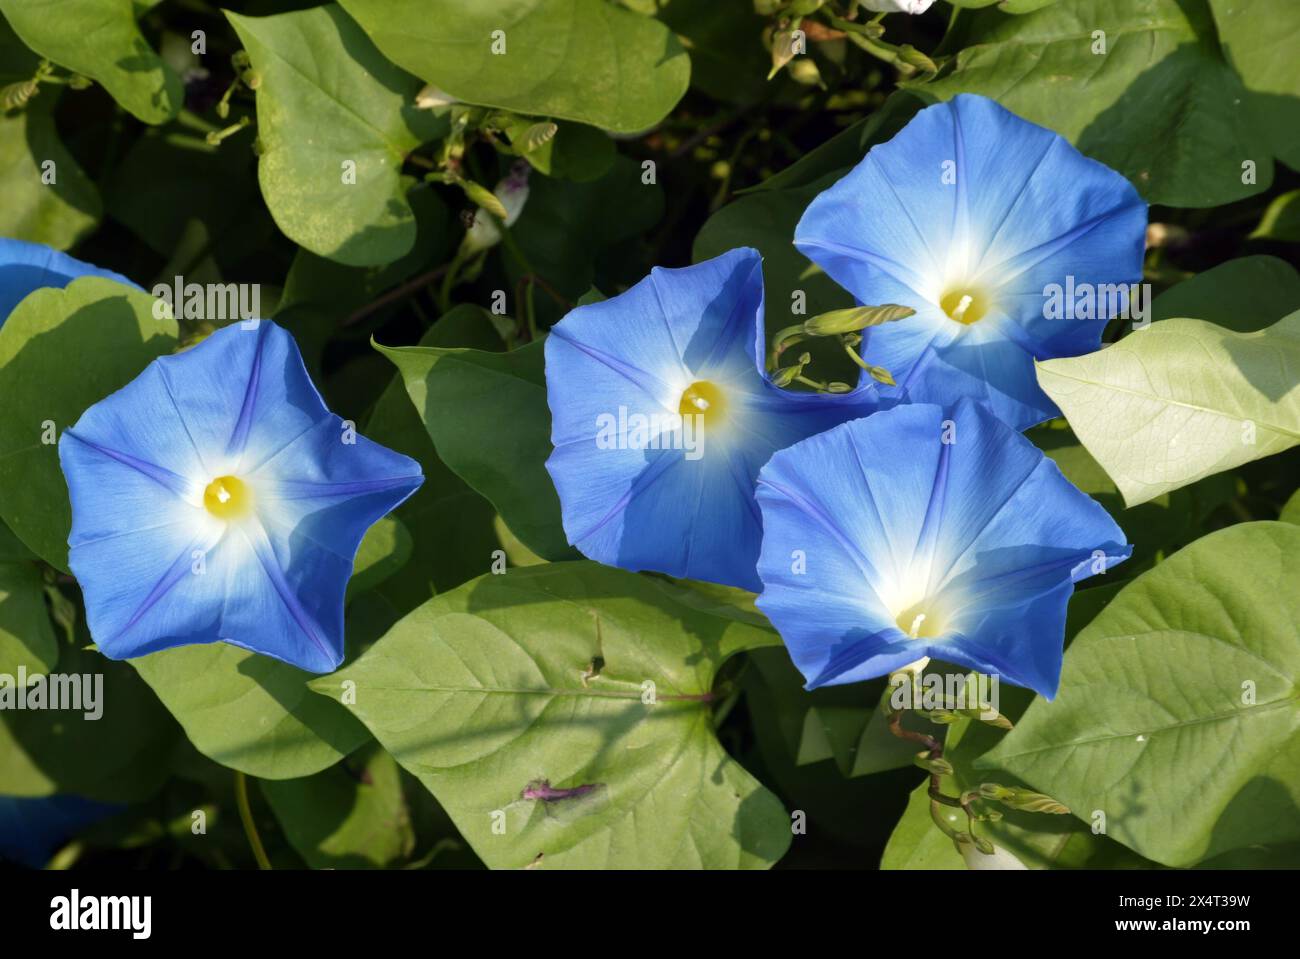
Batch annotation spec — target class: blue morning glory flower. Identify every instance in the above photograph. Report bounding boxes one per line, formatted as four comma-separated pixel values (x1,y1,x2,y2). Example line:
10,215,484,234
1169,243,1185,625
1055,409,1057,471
58,320,423,673
0,238,136,325
544,247,884,591
795,94,1147,431
754,399,1130,697
0,794,121,868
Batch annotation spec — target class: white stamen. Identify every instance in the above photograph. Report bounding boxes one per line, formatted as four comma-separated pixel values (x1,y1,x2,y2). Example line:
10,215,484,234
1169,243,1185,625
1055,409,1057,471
908,613,927,639
951,295,973,322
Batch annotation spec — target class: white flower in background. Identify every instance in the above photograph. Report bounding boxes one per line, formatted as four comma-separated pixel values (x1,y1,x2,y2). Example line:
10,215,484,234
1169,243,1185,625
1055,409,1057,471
461,163,532,255
960,841,1029,870
160,31,209,84
859,0,936,13
415,83,458,110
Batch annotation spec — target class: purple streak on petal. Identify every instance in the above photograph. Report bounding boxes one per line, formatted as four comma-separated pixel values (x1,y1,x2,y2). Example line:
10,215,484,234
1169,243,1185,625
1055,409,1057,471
156,361,213,477
975,208,1120,288
792,237,924,298
950,103,972,269
915,435,952,592
63,431,194,500
107,533,211,646
258,475,422,502
227,322,266,462
548,324,675,403
242,521,333,665
569,448,681,545
756,476,882,587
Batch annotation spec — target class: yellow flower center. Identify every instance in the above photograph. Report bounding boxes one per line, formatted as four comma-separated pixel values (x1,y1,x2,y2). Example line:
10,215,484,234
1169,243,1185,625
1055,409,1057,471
940,287,991,325
895,601,944,640
678,380,727,426
203,475,253,521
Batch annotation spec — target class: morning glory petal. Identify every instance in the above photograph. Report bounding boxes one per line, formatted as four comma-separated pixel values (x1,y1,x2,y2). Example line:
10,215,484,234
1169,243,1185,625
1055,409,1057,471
0,238,138,325
0,795,122,868
135,320,331,474
755,399,1130,697
795,93,1146,430
59,319,423,672
545,248,881,590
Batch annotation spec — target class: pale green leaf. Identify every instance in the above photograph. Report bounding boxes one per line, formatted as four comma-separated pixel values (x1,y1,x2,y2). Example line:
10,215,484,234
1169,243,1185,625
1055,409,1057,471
1036,311,1300,506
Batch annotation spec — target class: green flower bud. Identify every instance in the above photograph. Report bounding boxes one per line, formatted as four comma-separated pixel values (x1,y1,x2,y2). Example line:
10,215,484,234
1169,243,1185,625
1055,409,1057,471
1001,788,1070,815
461,179,509,221
770,365,800,388
913,751,953,776
867,365,895,386
925,709,961,725
803,304,914,336
897,44,938,74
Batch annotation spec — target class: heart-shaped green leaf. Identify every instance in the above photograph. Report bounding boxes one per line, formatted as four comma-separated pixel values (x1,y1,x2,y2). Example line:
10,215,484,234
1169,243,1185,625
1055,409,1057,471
131,640,371,781
0,0,181,124
227,4,446,267
1210,0,1300,170
376,337,575,562
0,277,177,570
338,0,689,133
1151,256,1300,333
1037,310,1300,506
260,743,414,868
1,643,179,802
911,0,1272,208
980,521,1300,867
0,561,57,678
311,561,791,869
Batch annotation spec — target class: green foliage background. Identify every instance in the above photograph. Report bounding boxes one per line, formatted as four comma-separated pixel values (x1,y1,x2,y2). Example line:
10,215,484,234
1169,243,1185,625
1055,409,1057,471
0,0,1297,871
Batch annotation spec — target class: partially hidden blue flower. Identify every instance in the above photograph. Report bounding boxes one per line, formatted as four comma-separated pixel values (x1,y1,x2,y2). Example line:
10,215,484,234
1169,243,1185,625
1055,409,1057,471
795,94,1147,431
754,399,1130,697
58,320,423,673
0,238,136,325
0,794,122,868
545,247,884,591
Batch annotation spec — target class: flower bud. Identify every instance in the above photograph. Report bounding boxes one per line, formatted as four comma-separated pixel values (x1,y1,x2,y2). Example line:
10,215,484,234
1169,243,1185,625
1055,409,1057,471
460,162,532,256
1000,788,1070,815
803,304,914,336
913,752,953,776
415,83,458,110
